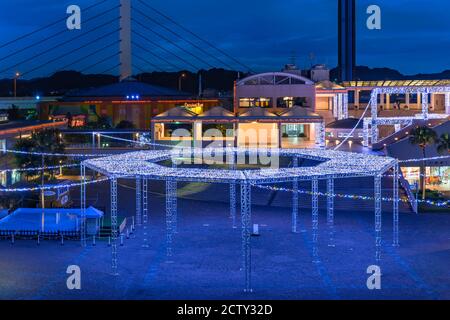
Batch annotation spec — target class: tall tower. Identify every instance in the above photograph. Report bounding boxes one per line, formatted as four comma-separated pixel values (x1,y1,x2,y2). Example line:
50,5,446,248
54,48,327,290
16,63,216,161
338,0,356,82
120,0,132,81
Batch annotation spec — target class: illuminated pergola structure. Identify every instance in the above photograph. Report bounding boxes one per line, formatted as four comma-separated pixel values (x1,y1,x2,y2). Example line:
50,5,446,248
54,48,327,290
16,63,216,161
366,87,450,146
82,148,399,292
362,113,449,148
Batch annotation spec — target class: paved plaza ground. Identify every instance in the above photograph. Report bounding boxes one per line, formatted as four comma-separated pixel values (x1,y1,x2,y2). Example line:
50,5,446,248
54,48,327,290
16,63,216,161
0,180,448,300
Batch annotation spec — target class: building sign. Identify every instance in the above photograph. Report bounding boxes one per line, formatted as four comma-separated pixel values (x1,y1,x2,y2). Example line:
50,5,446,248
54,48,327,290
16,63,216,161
182,102,204,114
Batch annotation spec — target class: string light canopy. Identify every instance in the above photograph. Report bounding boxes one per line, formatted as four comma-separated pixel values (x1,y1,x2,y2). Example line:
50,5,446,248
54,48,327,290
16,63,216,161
83,147,397,183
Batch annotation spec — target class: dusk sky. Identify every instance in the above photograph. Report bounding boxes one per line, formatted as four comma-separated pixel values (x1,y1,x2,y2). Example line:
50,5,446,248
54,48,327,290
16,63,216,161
0,0,449,78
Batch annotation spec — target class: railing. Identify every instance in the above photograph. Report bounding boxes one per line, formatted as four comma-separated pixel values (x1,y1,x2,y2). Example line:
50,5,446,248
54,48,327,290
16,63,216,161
398,170,418,214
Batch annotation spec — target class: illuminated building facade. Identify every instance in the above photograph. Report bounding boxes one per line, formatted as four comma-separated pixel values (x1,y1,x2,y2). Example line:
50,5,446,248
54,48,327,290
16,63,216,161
37,79,220,129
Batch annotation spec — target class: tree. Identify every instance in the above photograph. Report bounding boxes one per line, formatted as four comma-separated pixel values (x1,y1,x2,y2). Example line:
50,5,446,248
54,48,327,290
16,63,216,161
409,126,438,200
437,133,450,154
14,129,66,180
13,139,38,179
7,104,23,121
97,115,112,129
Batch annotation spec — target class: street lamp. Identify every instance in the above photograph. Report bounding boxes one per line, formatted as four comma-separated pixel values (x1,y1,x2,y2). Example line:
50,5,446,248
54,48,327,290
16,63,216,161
178,73,187,91
14,72,20,98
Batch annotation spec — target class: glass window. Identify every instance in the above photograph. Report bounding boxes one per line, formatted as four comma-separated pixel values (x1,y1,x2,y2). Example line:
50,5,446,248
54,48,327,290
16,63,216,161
277,97,307,108
239,98,272,108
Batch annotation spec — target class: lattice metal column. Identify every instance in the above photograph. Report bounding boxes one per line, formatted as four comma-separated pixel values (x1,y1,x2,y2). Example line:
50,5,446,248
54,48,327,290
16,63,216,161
312,178,320,263
142,177,149,248
315,122,326,149
229,154,237,228
166,179,177,259
135,176,142,227
292,157,299,233
445,93,450,115
374,175,382,261
422,92,429,120
343,93,349,119
333,95,338,118
327,178,335,247
230,183,237,229
363,119,370,147
241,182,252,292
371,90,379,144
393,163,399,247
172,161,178,233
80,164,86,247
337,93,344,120
110,177,119,275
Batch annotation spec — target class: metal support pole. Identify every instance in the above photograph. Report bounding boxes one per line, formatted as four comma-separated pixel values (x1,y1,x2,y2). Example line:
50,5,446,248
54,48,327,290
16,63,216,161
445,93,450,115
363,120,369,147
312,178,320,263
172,162,178,233
80,164,86,247
230,154,237,229
343,93,349,119
327,178,335,247
110,177,118,275
422,92,429,120
371,90,379,144
374,175,382,261
393,164,399,247
241,182,252,292
135,176,142,226
142,177,149,248
292,156,299,233
166,179,177,259
230,183,237,229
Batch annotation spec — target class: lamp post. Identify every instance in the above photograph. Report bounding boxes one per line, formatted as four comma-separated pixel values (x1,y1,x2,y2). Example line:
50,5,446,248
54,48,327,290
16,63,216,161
13,72,20,98
178,73,186,91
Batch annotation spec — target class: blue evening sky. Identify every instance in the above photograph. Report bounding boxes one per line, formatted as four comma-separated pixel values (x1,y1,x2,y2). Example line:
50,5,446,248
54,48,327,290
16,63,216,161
0,0,449,78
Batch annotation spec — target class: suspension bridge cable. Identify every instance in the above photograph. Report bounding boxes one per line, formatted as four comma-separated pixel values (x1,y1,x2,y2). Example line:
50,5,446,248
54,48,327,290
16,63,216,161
0,0,111,50
132,30,200,71
132,4,235,70
136,0,254,73
79,51,121,74
132,54,165,73
132,41,182,70
131,17,213,70
20,29,121,77
98,63,121,75
0,16,120,75
0,5,120,64
53,39,121,74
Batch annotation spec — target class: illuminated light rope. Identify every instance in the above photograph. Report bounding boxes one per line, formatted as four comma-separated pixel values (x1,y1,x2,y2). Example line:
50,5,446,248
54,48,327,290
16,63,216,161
253,184,449,208
334,98,372,151
99,133,450,165
2,148,112,158
1,163,80,173
398,155,450,163
0,176,111,193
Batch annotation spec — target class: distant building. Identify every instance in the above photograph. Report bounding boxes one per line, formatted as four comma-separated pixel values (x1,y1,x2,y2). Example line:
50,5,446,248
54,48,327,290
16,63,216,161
310,64,330,82
37,78,220,129
387,121,449,192
326,117,364,143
